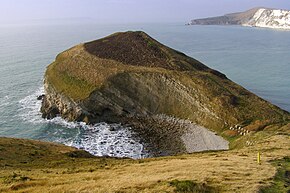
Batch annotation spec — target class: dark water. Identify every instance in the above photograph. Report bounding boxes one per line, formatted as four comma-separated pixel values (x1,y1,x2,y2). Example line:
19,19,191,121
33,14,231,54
0,22,289,158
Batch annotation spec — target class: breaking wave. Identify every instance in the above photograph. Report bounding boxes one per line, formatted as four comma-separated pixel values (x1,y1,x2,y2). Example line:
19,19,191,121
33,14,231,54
18,87,147,159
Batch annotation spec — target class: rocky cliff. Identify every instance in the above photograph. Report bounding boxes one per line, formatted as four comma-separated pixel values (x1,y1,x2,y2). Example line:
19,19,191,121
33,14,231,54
41,31,289,155
190,7,290,30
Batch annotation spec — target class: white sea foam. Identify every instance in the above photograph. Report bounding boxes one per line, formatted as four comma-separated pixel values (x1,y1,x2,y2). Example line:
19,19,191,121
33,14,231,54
18,87,147,159
57,123,146,159
18,87,45,124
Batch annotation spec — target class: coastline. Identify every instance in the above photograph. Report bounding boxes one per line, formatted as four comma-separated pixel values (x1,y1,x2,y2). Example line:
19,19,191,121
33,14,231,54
242,24,290,30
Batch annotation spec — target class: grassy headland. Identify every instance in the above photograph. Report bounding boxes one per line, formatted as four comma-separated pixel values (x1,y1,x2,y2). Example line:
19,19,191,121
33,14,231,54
43,31,289,147
16,31,289,192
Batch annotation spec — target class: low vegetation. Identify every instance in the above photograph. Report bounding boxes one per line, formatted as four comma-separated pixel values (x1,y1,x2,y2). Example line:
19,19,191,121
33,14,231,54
46,61,96,101
169,180,218,193
259,156,290,193
30,31,290,192
0,124,289,192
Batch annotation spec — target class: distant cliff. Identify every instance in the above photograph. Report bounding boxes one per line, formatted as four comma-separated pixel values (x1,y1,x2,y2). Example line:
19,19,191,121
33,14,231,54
190,7,290,30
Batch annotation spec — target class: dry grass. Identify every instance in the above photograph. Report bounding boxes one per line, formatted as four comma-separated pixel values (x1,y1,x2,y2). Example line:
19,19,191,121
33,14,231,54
34,31,290,192
0,131,289,193
46,44,170,101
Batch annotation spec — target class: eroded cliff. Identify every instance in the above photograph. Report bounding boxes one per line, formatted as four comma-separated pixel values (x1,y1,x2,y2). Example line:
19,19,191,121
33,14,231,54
41,31,289,155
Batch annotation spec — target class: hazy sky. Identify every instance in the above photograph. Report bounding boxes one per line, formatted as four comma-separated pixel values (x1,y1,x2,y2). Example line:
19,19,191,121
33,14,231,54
1,0,290,24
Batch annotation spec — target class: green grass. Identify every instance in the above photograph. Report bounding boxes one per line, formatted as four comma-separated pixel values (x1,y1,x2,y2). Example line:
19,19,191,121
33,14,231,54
259,156,290,193
2,173,32,184
46,62,96,100
169,180,218,193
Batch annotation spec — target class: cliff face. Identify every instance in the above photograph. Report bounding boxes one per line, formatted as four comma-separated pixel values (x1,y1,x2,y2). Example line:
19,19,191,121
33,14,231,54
190,8,259,25
41,80,82,121
41,31,289,154
190,8,290,30
245,8,290,29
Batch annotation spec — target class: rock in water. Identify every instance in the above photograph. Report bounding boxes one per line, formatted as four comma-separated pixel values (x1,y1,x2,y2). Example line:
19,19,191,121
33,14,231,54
41,31,289,155
37,94,45,100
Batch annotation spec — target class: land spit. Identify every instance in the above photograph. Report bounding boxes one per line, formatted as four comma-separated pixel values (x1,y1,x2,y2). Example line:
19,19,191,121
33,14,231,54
41,31,289,157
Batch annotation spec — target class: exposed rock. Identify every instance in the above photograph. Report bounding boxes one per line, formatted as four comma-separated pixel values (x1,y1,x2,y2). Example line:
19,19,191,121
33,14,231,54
37,94,45,100
41,80,83,121
190,7,290,30
41,31,289,155
245,8,290,29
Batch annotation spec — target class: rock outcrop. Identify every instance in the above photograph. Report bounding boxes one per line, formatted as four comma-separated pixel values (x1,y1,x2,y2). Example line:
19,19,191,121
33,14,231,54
190,7,290,30
41,31,289,155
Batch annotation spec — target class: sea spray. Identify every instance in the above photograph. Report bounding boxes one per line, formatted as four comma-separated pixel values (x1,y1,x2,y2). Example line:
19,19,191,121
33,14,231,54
18,87,148,159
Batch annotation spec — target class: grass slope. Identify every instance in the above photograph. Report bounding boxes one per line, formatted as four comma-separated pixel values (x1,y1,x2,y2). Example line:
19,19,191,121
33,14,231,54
33,31,290,192
0,124,289,193
259,157,290,193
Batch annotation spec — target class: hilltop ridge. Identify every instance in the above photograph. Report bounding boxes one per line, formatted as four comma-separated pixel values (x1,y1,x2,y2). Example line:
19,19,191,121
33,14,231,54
84,31,222,72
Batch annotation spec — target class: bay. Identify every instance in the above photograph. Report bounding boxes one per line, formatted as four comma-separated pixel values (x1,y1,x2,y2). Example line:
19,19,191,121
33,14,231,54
0,22,289,158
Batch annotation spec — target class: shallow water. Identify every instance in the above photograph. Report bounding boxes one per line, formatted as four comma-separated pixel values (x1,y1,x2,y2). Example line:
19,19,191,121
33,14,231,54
0,22,289,158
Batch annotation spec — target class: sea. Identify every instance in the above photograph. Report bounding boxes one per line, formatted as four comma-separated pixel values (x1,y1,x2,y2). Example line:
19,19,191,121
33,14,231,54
0,22,289,159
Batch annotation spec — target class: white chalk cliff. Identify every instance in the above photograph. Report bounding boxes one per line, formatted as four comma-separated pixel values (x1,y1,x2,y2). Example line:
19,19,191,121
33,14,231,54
244,8,290,29
190,8,290,30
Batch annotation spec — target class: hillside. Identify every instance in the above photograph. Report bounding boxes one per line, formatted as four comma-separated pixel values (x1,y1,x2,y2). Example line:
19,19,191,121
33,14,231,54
0,123,289,192
190,8,290,30
41,31,289,155
1,31,290,192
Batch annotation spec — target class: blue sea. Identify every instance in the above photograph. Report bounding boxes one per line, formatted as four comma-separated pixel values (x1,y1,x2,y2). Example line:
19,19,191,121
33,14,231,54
0,22,289,158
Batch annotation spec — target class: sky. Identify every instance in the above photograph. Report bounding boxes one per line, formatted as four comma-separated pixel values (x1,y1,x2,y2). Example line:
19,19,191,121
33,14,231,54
1,0,290,24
